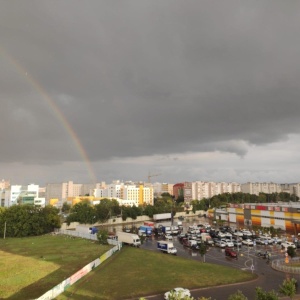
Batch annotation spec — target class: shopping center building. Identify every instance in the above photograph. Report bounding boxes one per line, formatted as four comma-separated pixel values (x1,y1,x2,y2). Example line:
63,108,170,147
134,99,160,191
214,202,300,234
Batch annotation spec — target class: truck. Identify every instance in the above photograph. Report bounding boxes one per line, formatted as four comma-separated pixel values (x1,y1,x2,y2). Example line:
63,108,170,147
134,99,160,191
157,240,177,255
161,225,172,235
201,232,213,245
116,231,141,247
139,225,153,236
144,221,155,227
153,213,172,221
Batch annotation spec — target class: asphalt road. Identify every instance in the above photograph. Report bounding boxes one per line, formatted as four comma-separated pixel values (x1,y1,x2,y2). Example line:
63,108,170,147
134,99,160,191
137,222,299,300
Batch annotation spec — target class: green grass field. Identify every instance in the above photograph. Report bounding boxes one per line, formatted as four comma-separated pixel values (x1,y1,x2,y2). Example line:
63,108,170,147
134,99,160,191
0,234,111,299
0,235,256,300
57,247,256,300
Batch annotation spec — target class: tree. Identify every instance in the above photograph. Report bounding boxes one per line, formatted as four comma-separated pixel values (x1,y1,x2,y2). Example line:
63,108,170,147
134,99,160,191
199,242,208,262
94,199,112,223
287,246,297,258
110,199,121,217
61,202,71,213
97,229,109,245
228,290,248,300
279,278,297,299
143,204,155,218
121,206,131,221
0,205,61,237
255,287,279,300
66,201,96,225
130,205,142,220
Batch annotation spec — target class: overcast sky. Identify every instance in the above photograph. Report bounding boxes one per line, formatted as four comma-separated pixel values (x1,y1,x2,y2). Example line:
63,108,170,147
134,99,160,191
1,1,300,186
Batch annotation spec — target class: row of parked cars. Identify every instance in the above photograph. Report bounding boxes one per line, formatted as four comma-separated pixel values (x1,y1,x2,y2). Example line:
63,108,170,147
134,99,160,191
178,223,299,252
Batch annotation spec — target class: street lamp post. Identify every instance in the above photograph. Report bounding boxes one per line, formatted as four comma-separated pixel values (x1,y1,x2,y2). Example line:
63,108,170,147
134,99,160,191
3,221,6,239
171,196,176,226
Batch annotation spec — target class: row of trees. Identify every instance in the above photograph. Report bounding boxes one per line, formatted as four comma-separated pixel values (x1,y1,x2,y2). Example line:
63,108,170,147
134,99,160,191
65,194,185,225
191,192,299,212
0,205,61,237
1,191,298,237
65,191,300,226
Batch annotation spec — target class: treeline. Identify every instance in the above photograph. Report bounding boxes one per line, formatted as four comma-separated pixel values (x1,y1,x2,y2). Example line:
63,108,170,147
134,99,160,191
191,192,299,211
1,192,298,237
65,194,184,225
0,205,61,237
65,192,300,225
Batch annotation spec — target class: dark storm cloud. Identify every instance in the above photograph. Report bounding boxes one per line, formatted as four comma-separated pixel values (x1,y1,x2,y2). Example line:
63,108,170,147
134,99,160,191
1,1,300,183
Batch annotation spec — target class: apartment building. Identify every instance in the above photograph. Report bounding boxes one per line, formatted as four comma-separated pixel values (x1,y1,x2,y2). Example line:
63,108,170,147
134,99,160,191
0,179,10,190
92,180,154,206
183,182,193,205
152,182,174,197
8,184,44,206
189,181,241,202
173,183,184,200
46,181,105,205
241,182,282,196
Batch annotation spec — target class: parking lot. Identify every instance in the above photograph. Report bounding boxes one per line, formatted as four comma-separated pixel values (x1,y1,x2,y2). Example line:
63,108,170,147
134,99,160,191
142,232,286,271
140,219,298,299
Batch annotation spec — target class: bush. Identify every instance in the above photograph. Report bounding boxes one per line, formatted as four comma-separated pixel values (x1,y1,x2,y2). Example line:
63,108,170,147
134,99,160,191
228,290,248,300
279,278,297,299
97,229,109,245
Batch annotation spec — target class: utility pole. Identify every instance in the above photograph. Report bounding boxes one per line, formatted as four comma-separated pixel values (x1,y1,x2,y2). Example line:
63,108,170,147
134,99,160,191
3,221,6,239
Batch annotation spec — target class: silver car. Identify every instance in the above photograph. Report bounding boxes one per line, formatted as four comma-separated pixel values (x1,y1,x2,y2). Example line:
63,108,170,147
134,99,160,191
164,288,191,300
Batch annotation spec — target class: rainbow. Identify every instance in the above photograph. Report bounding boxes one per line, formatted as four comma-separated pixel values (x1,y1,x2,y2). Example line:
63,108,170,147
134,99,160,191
1,47,97,183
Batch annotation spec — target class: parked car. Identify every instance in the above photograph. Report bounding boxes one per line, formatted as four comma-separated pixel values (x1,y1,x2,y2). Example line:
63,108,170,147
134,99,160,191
182,238,190,247
191,244,200,250
225,247,238,258
222,239,234,248
224,232,233,238
215,240,227,248
242,239,254,246
233,231,244,237
164,234,173,241
254,237,265,245
282,241,296,249
232,239,242,248
217,232,226,238
273,237,282,244
164,288,191,300
205,238,215,246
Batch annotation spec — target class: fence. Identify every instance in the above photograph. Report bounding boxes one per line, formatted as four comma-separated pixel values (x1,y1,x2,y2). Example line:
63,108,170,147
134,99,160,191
36,233,122,299
57,229,98,241
272,257,300,274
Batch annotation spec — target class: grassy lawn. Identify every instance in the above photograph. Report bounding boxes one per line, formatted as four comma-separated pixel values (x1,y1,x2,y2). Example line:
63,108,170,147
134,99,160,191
57,246,256,300
0,234,111,299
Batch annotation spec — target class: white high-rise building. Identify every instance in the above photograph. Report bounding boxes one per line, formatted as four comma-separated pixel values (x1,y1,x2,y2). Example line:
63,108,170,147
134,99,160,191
9,184,40,206
93,180,154,206
46,181,105,204
189,181,241,201
241,182,281,195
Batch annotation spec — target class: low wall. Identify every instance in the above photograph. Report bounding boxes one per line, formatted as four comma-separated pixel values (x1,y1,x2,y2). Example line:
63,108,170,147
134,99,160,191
272,257,300,274
36,240,121,300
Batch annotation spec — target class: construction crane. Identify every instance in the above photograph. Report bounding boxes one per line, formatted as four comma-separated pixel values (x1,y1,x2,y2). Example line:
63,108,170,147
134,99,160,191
147,172,161,183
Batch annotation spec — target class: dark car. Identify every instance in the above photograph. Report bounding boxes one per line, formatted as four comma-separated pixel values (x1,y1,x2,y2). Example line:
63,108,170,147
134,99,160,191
182,238,190,247
191,244,200,250
225,247,238,259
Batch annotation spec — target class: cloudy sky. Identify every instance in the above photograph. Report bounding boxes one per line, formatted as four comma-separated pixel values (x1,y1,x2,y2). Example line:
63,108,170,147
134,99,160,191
1,1,300,186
